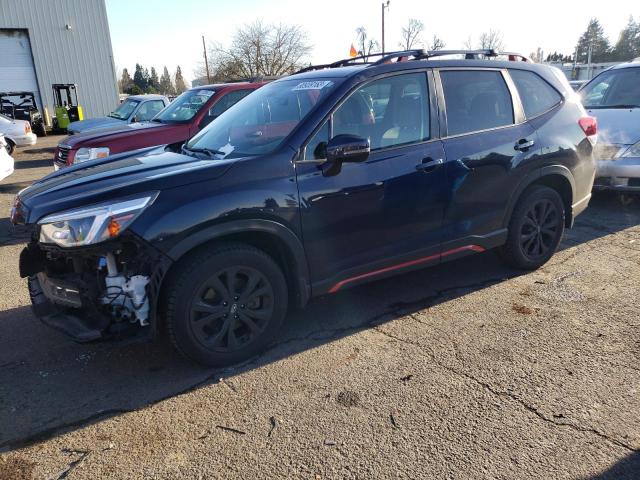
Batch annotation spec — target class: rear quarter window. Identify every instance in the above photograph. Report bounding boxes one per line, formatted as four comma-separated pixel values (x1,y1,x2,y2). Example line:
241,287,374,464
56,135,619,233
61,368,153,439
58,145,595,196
510,69,562,118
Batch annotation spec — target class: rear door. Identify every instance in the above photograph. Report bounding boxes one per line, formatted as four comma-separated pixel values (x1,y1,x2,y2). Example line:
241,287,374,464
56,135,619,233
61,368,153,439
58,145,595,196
296,71,448,291
435,68,538,247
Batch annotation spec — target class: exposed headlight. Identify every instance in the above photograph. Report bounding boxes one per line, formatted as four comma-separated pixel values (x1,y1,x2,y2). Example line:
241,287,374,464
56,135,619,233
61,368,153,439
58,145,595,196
38,193,158,247
74,147,110,163
620,141,640,158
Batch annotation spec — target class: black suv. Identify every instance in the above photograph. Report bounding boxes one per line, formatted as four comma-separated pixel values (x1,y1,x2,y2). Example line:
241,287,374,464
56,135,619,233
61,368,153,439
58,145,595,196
13,50,596,366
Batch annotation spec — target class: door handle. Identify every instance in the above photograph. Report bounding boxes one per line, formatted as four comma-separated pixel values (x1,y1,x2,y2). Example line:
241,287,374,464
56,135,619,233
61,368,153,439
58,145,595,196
514,139,535,151
416,157,444,172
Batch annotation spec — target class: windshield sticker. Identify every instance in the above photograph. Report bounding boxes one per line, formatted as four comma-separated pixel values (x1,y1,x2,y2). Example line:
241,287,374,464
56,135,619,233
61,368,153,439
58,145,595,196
196,90,215,98
292,81,332,91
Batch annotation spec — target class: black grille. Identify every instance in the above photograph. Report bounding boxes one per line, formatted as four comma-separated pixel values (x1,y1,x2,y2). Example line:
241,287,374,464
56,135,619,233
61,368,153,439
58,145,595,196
57,145,70,162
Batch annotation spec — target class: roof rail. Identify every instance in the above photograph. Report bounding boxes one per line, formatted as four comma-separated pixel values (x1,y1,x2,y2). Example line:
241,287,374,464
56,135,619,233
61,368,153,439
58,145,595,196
418,49,532,62
295,48,532,74
295,49,426,74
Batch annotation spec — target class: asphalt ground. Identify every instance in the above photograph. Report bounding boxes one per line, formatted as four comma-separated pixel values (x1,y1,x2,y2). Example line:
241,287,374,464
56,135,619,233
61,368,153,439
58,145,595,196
0,136,638,479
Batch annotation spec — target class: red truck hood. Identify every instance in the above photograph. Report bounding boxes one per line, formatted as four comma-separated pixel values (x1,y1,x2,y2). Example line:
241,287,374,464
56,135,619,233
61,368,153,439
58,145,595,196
60,121,181,148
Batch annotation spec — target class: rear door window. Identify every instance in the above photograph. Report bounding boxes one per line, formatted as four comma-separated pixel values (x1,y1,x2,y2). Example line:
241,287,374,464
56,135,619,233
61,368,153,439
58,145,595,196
440,70,514,136
510,70,562,118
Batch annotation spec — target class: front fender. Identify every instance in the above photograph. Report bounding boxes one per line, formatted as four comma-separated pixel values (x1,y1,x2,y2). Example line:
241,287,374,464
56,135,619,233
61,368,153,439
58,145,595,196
164,219,311,307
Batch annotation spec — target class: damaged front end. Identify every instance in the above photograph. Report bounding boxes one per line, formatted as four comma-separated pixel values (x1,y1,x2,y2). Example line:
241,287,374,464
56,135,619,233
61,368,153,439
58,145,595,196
20,233,171,343
16,191,172,344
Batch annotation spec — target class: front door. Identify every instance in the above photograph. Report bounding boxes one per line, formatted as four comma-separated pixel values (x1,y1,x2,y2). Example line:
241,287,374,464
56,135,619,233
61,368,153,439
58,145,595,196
295,71,448,292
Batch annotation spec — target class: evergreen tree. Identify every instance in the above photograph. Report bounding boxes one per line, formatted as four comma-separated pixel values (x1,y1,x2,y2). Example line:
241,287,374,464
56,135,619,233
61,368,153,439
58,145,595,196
148,67,160,93
174,66,187,94
133,63,147,92
575,19,612,63
612,16,640,60
119,68,132,93
159,66,175,95
142,68,151,92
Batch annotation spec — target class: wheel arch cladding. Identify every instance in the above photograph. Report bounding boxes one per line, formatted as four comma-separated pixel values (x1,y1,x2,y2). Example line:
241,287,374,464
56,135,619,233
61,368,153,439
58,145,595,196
505,167,575,229
163,220,311,309
532,174,573,227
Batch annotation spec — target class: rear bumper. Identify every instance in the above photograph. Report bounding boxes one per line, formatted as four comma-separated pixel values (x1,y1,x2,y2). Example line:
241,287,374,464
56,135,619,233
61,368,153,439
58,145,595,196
13,133,37,147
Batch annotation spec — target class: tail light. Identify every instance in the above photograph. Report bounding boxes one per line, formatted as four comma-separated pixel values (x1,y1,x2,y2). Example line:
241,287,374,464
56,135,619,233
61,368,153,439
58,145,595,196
25,123,31,134
578,117,597,137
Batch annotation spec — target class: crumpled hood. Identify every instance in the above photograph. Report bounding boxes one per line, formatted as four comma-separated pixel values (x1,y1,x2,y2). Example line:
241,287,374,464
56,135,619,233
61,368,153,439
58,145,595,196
67,117,127,134
586,107,640,145
15,150,236,224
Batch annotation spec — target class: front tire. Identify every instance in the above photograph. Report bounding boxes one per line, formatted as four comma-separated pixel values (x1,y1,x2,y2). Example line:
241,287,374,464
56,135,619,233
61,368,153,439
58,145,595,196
5,139,15,156
500,185,565,270
164,243,288,366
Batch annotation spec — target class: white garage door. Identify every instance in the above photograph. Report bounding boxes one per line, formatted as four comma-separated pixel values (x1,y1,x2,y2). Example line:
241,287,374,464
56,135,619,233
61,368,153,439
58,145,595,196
0,29,42,110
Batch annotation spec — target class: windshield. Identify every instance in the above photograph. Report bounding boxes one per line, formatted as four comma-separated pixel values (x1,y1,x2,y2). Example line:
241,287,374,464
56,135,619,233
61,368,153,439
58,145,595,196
154,89,215,123
109,99,140,119
186,79,337,159
581,68,640,108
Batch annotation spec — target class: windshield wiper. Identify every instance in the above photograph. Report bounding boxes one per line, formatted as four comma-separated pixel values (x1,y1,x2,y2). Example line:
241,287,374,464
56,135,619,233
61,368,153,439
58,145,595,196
181,145,225,159
151,118,163,123
587,104,640,109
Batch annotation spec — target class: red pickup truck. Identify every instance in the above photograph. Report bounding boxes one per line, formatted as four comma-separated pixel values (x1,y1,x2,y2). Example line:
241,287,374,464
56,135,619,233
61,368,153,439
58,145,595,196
54,82,265,168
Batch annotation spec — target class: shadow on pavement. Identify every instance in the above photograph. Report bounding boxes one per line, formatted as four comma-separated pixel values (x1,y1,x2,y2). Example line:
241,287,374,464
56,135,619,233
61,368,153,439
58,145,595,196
587,452,640,480
20,147,55,155
14,159,54,170
0,191,638,452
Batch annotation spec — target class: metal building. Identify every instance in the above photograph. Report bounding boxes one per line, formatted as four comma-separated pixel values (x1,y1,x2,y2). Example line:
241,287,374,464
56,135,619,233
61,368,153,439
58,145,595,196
0,0,118,121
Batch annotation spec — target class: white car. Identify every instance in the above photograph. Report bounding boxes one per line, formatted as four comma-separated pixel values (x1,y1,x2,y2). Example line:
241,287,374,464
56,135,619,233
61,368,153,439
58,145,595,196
0,135,15,181
0,113,37,155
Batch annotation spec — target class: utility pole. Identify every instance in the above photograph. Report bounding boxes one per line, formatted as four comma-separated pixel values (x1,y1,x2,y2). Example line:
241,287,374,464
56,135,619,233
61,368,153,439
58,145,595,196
381,1,390,53
587,42,593,80
202,35,211,84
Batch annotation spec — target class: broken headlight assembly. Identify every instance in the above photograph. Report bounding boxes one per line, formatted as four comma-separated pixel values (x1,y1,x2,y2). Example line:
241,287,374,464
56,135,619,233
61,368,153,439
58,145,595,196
38,193,158,247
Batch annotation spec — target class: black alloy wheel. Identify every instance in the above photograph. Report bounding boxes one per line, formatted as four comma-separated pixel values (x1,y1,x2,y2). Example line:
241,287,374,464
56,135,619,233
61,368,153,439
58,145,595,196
519,198,559,259
189,266,274,352
164,243,288,366
500,185,565,270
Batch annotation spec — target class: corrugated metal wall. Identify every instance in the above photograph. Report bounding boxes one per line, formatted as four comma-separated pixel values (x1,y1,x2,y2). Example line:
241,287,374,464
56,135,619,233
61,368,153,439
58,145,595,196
0,0,119,119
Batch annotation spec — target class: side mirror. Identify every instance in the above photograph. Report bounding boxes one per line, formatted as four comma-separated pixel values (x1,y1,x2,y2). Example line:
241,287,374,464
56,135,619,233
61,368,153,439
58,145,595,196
130,116,138,123
322,134,370,177
326,134,370,162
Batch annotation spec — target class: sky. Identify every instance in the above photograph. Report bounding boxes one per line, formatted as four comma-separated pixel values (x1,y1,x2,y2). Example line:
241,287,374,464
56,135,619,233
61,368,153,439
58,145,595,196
105,0,636,84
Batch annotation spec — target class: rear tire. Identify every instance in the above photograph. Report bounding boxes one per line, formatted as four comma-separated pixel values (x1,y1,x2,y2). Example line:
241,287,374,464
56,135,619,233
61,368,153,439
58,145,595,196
499,185,565,270
163,243,288,367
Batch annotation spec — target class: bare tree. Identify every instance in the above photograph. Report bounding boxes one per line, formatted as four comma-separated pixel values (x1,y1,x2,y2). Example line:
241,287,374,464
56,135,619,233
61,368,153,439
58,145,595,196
478,29,505,51
427,35,446,51
196,21,312,80
399,19,424,50
356,27,379,60
463,35,474,50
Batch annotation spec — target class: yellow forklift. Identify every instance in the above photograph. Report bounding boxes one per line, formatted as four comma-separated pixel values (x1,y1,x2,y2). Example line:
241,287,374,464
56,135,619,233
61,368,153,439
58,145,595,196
53,84,83,132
